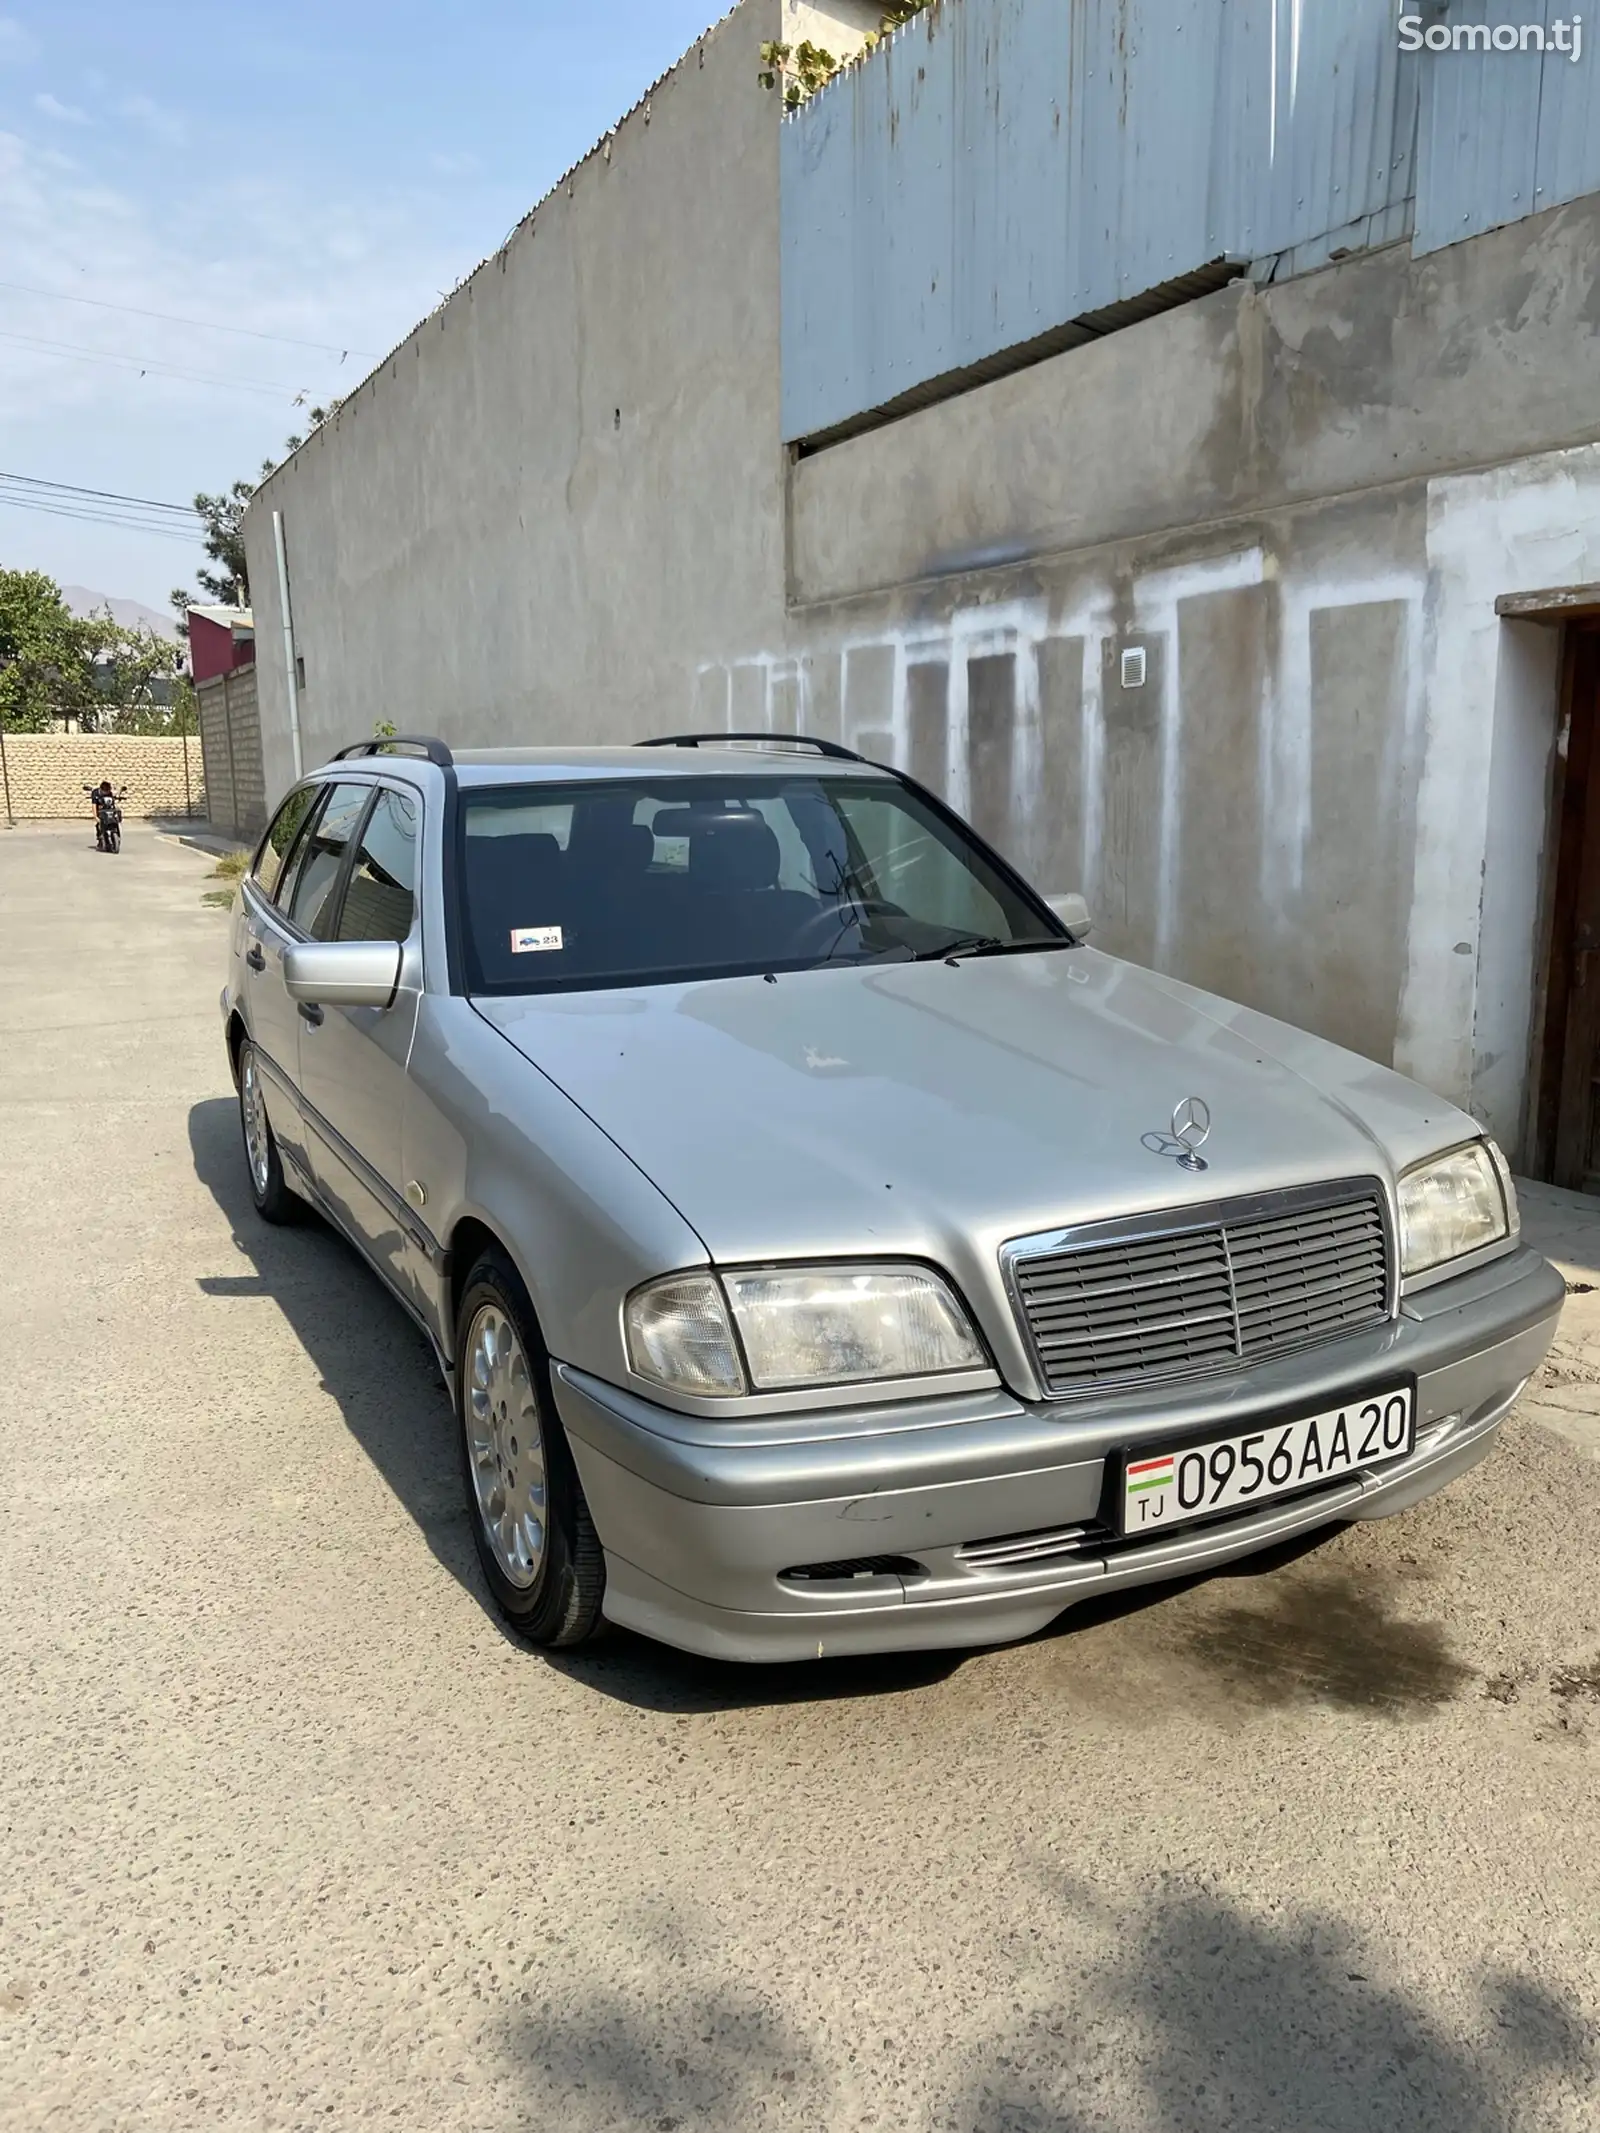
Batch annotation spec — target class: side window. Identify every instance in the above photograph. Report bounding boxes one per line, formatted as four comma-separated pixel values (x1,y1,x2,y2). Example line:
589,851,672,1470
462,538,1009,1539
253,786,318,906
286,783,373,940
337,788,421,943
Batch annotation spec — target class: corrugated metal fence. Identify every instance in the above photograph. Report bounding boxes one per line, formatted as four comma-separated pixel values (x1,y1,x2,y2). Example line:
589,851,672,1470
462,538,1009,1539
782,0,1600,445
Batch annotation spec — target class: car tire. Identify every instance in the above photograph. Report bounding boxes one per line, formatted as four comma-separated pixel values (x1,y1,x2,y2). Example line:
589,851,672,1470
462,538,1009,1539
454,1250,607,1649
238,1039,299,1225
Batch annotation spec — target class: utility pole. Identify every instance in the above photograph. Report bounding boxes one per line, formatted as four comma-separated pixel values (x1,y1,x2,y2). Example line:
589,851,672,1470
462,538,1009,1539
0,657,13,827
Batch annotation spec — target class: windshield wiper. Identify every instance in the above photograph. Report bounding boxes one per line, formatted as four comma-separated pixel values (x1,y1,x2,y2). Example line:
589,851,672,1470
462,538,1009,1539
910,934,1070,964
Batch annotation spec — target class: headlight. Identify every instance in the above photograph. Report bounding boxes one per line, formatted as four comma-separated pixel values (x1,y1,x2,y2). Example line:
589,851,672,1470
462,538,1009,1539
1398,1141,1513,1278
625,1263,985,1398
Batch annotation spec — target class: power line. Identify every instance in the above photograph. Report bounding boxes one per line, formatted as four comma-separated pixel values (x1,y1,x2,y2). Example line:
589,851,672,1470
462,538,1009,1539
0,326,304,400
0,470,198,516
0,277,378,361
0,493,203,542
0,495,199,538
0,488,200,534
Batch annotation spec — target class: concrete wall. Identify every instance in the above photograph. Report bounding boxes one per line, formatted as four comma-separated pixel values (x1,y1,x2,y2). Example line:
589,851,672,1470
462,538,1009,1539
241,0,1600,1162
246,1,852,803
0,735,204,820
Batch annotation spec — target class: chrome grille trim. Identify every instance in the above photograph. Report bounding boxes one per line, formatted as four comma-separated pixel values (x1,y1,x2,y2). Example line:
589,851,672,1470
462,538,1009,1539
957,1525,1100,1571
1001,1178,1395,1401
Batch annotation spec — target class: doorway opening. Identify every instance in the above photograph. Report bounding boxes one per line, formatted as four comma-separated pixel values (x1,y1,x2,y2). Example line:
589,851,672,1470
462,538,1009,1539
1531,623,1600,1189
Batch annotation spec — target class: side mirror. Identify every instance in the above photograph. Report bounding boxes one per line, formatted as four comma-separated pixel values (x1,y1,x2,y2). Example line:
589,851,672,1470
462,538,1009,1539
1048,891,1093,938
283,939,402,1009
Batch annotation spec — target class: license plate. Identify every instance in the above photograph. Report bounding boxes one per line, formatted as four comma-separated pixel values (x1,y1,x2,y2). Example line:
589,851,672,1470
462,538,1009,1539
1119,1385,1415,1536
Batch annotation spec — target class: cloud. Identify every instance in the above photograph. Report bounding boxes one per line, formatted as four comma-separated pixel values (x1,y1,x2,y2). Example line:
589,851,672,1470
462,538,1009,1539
428,150,483,178
117,93,187,147
0,125,471,430
0,113,481,600
35,91,90,125
0,17,36,65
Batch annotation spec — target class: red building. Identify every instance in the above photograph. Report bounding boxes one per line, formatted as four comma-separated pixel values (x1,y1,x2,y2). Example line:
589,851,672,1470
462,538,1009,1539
187,605,255,685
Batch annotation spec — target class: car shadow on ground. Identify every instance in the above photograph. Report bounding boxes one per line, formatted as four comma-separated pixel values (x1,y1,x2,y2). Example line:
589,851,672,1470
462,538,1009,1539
188,1094,971,1713
188,1094,477,1576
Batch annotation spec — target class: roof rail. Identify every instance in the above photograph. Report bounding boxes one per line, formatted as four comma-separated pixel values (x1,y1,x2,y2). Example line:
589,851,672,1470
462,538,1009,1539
330,735,454,769
637,731,870,763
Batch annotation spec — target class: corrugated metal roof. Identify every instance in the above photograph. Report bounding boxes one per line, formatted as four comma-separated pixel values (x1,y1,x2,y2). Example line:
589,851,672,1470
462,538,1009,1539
1416,8,1600,253
1415,16,1542,253
781,0,1421,443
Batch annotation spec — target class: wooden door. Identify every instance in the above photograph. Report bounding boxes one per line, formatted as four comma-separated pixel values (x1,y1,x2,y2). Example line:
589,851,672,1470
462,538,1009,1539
1551,630,1600,1190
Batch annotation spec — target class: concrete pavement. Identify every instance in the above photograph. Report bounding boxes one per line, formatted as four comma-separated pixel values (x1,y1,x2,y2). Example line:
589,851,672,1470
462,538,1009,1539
2,818,1598,2132
1514,1181,1600,1465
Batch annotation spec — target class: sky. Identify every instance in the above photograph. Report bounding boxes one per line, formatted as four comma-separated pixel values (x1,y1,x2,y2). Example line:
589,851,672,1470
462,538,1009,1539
0,1,725,613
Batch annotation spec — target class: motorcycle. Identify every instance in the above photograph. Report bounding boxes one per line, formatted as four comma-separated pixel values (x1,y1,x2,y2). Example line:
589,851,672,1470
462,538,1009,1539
84,785,127,854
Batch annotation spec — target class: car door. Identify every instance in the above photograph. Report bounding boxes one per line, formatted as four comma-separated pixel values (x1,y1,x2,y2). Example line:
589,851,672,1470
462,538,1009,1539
238,782,325,1171
294,781,429,1320
252,778,377,1165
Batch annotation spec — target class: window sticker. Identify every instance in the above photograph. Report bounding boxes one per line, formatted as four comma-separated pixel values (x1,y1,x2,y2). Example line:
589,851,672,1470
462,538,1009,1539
511,925,564,954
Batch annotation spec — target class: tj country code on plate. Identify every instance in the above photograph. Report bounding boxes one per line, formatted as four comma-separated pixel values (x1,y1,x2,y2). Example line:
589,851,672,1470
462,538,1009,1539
1119,1387,1415,1535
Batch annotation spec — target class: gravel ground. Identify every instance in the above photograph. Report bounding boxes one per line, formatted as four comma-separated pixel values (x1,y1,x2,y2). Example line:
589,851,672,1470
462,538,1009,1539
2,819,1598,2133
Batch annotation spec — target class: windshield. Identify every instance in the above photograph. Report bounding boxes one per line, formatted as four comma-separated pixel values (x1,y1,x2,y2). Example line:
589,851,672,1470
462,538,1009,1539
457,773,1067,994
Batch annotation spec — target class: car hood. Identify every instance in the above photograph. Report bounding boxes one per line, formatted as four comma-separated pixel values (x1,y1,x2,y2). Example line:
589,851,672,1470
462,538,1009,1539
474,948,1476,1266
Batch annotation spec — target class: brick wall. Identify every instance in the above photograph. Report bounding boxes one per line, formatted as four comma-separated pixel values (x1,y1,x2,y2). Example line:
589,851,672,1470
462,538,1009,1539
0,734,205,820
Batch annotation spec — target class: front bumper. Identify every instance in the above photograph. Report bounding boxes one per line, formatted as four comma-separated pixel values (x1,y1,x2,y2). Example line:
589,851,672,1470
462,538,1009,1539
553,1245,1565,1662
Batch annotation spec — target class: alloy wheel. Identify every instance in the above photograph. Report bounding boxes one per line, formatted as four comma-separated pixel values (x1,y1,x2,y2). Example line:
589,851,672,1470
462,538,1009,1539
241,1048,271,1199
465,1304,549,1590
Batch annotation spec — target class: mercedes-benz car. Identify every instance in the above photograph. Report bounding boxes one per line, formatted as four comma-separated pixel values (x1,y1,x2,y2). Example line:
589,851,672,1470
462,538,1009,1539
220,732,1564,1663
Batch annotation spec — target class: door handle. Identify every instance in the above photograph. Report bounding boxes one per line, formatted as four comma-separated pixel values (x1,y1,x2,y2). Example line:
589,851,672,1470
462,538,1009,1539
297,1001,324,1027
246,944,266,972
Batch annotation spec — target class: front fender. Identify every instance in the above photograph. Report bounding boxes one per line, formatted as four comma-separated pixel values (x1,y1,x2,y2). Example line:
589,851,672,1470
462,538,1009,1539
404,997,708,1376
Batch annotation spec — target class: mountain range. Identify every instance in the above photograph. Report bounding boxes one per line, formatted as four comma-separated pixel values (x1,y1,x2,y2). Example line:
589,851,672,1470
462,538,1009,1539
61,587,180,642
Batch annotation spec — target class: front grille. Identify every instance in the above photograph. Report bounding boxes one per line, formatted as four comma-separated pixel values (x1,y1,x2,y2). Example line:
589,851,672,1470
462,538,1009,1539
1007,1181,1391,1398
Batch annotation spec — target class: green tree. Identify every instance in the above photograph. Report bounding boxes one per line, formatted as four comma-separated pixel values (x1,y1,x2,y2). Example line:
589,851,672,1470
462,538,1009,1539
170,400,343,630
167,675,199,738
170,479,253,618
88,615,186,732
0,568,101,733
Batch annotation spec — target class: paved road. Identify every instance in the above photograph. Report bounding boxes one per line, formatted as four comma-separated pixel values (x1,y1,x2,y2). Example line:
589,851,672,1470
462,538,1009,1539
3,819,1599,2133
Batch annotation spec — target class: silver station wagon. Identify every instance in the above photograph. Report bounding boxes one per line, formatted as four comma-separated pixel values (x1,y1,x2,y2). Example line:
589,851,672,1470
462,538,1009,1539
221,733,1564,1663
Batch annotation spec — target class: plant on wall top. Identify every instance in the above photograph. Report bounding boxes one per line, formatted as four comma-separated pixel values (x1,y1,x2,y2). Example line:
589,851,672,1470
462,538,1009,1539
759,1,936,111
